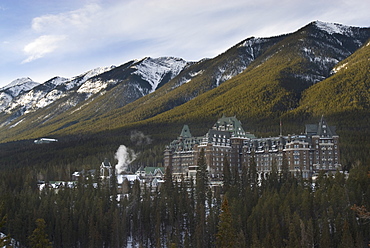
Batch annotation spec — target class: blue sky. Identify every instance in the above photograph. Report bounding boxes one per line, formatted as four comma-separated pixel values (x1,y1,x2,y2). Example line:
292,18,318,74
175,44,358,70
0,0,369,87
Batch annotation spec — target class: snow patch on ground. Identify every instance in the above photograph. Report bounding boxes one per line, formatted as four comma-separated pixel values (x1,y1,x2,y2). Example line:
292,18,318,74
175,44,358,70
9,119,24,128
332,62,349,74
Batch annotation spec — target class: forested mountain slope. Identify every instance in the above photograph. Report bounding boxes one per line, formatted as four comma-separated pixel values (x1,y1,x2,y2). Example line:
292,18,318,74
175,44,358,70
0,21,369,166
116,21,370,132
0,35,286,141
290,39,370,165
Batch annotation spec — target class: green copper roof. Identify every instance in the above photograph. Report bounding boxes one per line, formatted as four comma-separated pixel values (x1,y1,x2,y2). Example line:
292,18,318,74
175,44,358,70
144,167,164,175
305,116,336,137
180,124,192,138
212,116,252,138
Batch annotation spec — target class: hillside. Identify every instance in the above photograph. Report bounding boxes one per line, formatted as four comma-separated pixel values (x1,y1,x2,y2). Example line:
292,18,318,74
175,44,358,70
0,21,369,168
290,39,370,165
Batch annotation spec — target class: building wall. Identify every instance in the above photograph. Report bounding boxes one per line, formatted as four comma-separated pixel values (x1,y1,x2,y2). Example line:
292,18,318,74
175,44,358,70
164,117,341,180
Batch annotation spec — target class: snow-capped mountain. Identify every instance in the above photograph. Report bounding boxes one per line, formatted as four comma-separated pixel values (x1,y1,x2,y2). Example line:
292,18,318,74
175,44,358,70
77,57,188,98
0,77,39,94
0,21,369,142
2,66,116,116
0,78,39,112
5,77,69,115
0,57,189,127
132,57,188,93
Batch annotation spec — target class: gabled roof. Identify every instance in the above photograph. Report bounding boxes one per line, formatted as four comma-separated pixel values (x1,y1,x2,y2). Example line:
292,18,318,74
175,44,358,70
144,167,164,175
317,116,336,137
305,124,318,135
179,124,192,138
102,158,111,167
212,115,255,138
305,116,337,137
168,125,201,151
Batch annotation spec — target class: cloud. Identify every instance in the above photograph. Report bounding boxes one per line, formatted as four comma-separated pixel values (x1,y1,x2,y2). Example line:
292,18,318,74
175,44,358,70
31,3,100,33
20,0,370,65
22,35,66,63
22,3,100,63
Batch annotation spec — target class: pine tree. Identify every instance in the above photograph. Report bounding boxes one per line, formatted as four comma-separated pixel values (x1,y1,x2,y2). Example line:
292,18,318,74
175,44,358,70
339,221,355,248
248,153,258,189
196,148,208,206
222,155,231,193
216,196,236,248
281,152,290,183
319,217,332,248
268,159,279,189
28,218,52,248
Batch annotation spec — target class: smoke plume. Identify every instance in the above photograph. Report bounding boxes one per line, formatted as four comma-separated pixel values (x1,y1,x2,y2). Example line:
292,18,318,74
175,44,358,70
130,130,152,146
115,145,137,174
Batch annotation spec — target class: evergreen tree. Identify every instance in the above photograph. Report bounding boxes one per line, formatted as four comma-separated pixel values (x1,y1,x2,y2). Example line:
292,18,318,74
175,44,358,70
216,196,236,248
339,221,355,248
281,152,290,183
195,204,206,248
222,155,231,193
28,218,52,248
196,148,208,206
163,166,174,199
248,153,258,189
319,217,332,248
268,159,279,189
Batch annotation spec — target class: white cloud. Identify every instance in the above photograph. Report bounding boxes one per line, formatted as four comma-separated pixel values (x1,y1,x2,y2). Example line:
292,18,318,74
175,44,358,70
19,0,370,66
22,35,66,63
31,3,101,33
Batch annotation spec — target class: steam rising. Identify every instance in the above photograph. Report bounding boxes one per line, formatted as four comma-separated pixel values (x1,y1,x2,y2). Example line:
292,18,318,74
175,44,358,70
130,130,152,146
115,145,137,174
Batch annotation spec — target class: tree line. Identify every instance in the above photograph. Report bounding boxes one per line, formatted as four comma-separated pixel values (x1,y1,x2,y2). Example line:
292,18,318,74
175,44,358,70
0,149,369,247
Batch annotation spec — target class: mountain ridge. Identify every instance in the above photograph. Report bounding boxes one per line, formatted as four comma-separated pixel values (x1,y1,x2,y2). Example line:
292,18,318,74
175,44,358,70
0,21,369,162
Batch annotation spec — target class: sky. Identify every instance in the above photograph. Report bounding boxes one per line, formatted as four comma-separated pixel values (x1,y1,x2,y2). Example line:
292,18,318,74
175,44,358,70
0,0,369,88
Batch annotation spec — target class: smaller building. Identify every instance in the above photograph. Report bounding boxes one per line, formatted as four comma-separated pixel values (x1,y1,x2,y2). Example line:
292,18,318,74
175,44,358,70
100,158,113,178
135,166,165,190
34,138,58,144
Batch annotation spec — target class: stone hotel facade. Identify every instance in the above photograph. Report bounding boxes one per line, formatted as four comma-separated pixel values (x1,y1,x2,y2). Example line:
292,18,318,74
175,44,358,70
164,115,341,180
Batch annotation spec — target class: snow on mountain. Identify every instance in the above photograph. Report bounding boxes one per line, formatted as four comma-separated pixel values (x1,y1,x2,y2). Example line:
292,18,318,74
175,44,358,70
68,65,116,91
77,79,115,96
4,66,117,115
133,57,188,92
5,77,69,114
0,77,39,97
0,78,39,111
314,21,355,35
1,21,369,133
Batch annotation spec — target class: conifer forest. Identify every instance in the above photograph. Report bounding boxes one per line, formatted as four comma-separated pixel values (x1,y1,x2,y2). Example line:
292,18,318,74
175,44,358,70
0,146,369,248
